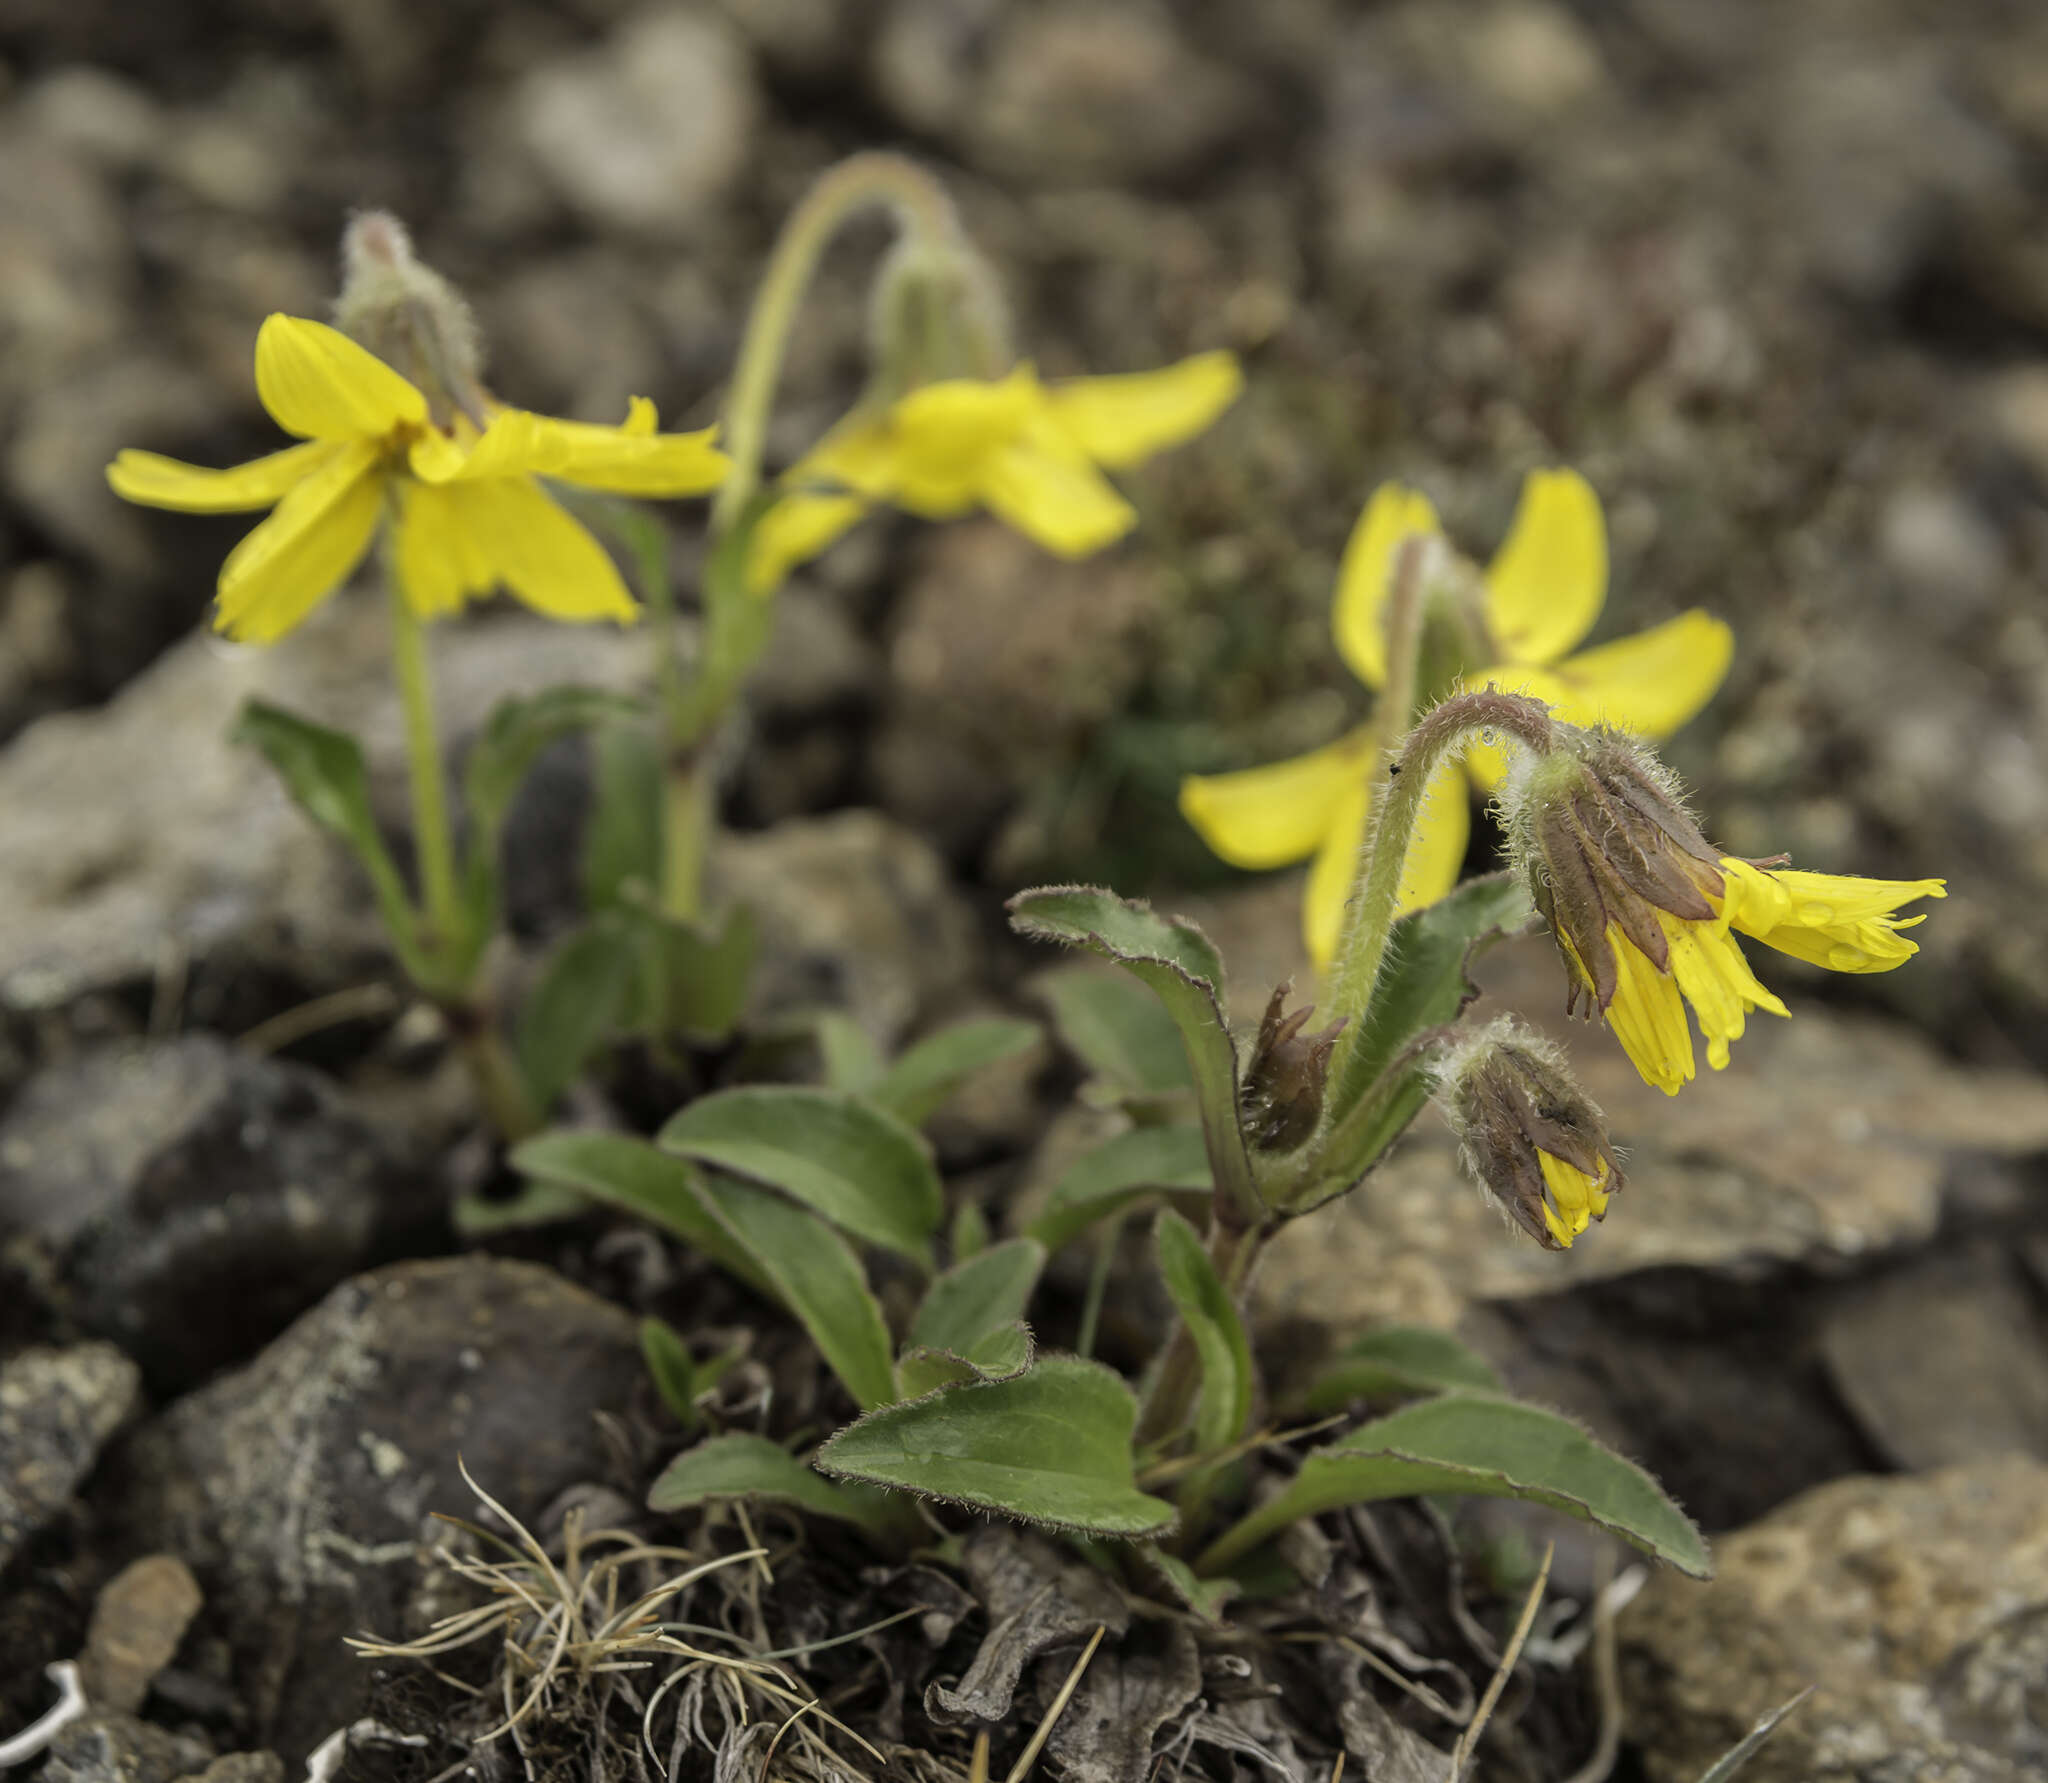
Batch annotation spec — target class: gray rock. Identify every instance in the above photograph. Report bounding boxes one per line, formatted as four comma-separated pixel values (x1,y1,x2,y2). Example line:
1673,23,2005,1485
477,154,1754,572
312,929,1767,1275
512,9,757,236
0,610,642,1032
1819,1243,2048,1472
710,810,979,1050
107,1256,642,1769
1,1035,428,1394
79,1555,204,1716
176,1758,282,1783
1622,1456,2048,1782
43,1715,211,1783
0,1343,140,1571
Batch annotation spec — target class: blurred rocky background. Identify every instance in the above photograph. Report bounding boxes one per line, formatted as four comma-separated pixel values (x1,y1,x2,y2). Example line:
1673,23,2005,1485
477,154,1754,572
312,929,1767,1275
4,2,2048,1778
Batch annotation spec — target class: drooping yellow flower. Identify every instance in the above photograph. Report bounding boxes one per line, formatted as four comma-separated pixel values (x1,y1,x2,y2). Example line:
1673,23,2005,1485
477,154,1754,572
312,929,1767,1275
742,352,1242,595
107,315,731,643
1512,729,1947,1096
1180,469,1734,968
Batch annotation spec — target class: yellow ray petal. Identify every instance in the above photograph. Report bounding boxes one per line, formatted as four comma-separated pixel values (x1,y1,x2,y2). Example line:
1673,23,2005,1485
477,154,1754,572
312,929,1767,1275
427,399,730,496
872,370,1047,516
1601,923,1694,1096
1042,351,1243,470
800,414,902,500
980,436,1136,556
1482,467,1607,666
1392,757,1472,917
1546,609,1734,739
394,476,637,625
253,315,427,442
1717,859,1945,974
212,440,385,643
1179,728,1373,871
1332,483,1441,689
1305,773,1374,969
744,492,870,598
107,441,335,513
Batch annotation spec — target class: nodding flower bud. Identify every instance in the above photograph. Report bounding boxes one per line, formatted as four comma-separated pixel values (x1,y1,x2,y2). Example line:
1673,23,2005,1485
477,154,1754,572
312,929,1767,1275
1498,723,1945,1095
866,232,1012,403
334,211,486,428
1240,984,1346,1153
1433,1017,1621,1250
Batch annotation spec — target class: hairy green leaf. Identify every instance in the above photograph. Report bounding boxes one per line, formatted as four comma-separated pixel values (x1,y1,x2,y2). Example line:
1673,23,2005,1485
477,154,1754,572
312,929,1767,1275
816,1012,886,1094
872,1017,1042,1127
909,1238,1045,1358
895,1322,1034,1399
465,685,643,843
232,700,426,981
581,719,662,911
647,1432,897,1538
1007,886,1258,1223
818,1355,1175,1537
1029,965,1193,1097
509,1130,772,1299
660,1086,941,1263
1195,1395,1710,1578
614,901,756,1045
1297,1325,1505,1415
517,921,638,1113
1154,1211,1253,1453
639,1316,700,1430
1027,1125,1212,1254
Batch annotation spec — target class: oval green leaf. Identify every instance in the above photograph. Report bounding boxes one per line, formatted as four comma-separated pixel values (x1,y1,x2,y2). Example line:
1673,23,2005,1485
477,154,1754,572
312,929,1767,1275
648,1432,896,1538
1195,1395,1710,1578
1029,965,1193,1097
909,1239,1046,1358
1027,1125,1212,1254
873,1017,1042,1127
659,1086,942,1263
817,1355,1176,1538
1154,1211,1253,1454
1296,1325,1505,1416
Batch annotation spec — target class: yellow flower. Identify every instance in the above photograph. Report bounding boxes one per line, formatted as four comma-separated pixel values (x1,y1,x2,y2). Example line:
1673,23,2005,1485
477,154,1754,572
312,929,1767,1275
742,351,1242,595
1513,729,1947,1095
1180,469,1734,968
107,315,731,643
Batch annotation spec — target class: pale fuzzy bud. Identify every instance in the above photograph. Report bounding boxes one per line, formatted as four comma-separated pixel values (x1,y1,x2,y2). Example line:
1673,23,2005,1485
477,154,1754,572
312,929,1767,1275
333,211,486,426
866,232,1012,402
1432,1016,1621,1250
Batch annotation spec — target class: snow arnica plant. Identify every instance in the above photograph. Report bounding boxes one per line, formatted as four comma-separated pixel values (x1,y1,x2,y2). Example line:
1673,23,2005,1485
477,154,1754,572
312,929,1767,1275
111,157,1943,1773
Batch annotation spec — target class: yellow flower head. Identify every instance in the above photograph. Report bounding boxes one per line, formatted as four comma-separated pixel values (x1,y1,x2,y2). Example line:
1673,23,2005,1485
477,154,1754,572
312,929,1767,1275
1180,469,1735,968
1509,728,1947,1096
106,221,729,643
743,352,1242,596
1436,1017,1621,1250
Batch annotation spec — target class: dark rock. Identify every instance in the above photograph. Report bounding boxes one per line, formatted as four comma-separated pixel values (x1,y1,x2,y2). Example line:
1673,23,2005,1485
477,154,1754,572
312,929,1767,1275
0,1343,140,1572
1819,1242,2048,1472
104,1256,641,1769
79,1555,204,1716
0,1035,431,1395
177,1754,282,1783
1623,1457,2048,1782
42,1714,210,1783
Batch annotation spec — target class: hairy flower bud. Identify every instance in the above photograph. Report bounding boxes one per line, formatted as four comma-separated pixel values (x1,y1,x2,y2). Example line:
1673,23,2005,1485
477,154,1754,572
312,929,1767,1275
1434,1017,1620,1249
333,211,486,427
866,233,1012,403
1500,723,1945,1094
1240,984,1346,1153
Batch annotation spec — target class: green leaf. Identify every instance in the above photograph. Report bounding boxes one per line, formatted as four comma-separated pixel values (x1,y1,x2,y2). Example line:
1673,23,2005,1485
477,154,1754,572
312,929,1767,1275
609,900,757,1045
231,700,425,980
465,685,643,845
660,1086,942,1264
451,1178,589,1236
909,1239,1045,1356
1027,1125,1212,1254
816,1012,886,1094
517,921,638,1113
509,1130,773,1300
647,1432,898,1538
639,1316,700,1429
1030,964,1194,1098
582,719,663,911
1317,874,1534,1187
950,1199,991,1262
1153,1211,1253,1454
693,1172,899,1411
871,1017,1041,1127
1297,1325,1506,1416
896,1322,1035,1399
817,1355,1175,1538
1008,886,1259,1225
1138,1545,1237,1623
1195,1396,1710,1578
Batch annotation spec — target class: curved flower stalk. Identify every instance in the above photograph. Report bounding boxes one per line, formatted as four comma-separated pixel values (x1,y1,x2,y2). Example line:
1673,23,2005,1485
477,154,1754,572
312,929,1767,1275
1180,469,1732,967
1505,726,1947,1094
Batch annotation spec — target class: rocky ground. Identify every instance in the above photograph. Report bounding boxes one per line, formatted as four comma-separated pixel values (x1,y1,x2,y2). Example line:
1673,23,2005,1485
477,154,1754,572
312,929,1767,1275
4,1,2048,1779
